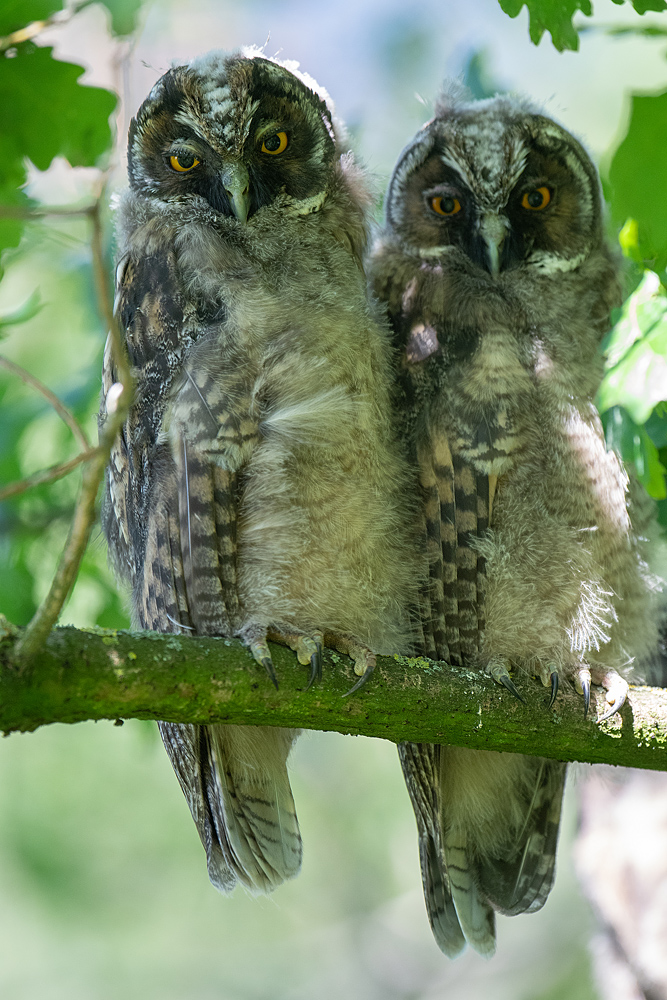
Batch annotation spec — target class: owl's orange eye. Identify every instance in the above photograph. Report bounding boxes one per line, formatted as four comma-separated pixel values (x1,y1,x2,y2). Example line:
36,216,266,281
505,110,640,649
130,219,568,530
431,195,461,217
169,152,200,172
261,131,288,155
521,186,551,210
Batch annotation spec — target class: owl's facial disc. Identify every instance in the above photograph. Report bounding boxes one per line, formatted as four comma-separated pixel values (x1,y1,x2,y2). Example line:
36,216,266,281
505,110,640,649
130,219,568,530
128,57,337,222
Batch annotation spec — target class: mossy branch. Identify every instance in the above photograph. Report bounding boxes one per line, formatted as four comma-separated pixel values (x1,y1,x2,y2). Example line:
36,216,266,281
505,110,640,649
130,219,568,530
1,622,666,769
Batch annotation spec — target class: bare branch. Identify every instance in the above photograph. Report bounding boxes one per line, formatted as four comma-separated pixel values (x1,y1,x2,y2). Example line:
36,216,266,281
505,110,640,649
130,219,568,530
0,447,100,502
12,195,134,664
1,625,666,774
0,2,87,53
0,356,91,450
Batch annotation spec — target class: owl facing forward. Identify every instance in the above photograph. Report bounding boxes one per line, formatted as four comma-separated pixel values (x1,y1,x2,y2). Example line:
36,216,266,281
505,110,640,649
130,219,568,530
370,91,664,957
100,49,417,895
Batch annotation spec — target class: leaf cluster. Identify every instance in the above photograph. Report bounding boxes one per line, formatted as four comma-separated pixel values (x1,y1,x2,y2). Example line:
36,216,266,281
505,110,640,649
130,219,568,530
0,0,141,262
499,0,667,51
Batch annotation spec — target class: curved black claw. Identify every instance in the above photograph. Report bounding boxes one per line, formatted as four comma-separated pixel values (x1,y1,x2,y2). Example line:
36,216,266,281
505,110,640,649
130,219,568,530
500,673,526,704
305,642,323,691
343,662,375,698
581,676,591,720
548,670,559,710
261,656,279,690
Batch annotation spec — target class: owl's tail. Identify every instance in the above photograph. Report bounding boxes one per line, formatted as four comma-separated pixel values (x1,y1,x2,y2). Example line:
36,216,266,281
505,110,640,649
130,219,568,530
399,742,566,958
159,721,302,893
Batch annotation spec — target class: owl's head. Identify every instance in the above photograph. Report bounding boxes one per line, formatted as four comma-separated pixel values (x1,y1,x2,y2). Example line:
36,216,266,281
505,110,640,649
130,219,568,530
384,91,605,277
127,49,340,222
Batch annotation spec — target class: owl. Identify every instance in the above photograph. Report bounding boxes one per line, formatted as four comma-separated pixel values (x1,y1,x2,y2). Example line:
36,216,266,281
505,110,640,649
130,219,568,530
99,48,417,895
370,90,664,957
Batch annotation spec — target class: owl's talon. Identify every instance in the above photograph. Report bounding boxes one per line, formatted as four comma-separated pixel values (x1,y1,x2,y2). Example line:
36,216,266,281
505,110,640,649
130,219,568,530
499,673,525,703
487,657,525,703
306,643,323,691
575,667,591,719
594,669,629,723
342,661,375,697
548,670,559,709
261,655,279,689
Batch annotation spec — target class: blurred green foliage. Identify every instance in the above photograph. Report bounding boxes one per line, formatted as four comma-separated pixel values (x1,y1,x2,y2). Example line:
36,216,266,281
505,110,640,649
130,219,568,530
500,0,667,51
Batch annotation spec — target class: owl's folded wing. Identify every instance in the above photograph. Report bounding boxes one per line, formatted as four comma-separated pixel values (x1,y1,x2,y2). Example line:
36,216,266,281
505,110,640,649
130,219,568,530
103,248,302,895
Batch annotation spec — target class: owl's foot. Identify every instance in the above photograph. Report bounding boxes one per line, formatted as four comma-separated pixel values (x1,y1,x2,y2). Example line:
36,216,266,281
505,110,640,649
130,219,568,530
563,663,628,721
243,624,324,689
267,626,324,689
486,656,525,703
323,633,376,696
588,666,629,722
243,625,280,689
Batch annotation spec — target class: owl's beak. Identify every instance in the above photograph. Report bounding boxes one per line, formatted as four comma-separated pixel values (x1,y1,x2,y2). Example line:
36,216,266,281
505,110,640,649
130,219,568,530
221,163,250,224
479,213,509,278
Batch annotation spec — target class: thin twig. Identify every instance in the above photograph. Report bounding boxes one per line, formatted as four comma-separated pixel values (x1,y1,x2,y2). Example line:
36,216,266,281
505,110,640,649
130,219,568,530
12,191,134,664
0,205,95,220
0,2,86,53
0,356,91,450
89,199,133,391
0,448,99,502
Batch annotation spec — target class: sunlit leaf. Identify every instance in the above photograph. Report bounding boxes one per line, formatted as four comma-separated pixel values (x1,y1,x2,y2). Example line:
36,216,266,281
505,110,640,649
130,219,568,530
0,46,117,176
601,270,665,367
608,91,667,272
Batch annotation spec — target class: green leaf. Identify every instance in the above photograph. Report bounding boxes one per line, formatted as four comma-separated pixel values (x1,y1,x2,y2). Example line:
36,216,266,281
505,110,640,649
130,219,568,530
498,0,592,51
608,91,667,272
0,1,62,36
96,0,143,36
0,46,117,176
602,407,667,499
497,0,667,50
0,290,41,330
0,181,31,261
631,0,667,13
598,271,667,424
601,270,665,367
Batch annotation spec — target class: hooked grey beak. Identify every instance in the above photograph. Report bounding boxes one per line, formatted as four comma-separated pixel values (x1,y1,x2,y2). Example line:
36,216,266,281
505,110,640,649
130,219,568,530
221,162,250,224
479,212,509,277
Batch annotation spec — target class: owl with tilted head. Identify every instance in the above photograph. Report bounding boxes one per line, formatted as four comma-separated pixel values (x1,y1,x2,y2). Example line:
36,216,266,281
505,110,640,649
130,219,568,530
370,88,665,957
100,48,417,896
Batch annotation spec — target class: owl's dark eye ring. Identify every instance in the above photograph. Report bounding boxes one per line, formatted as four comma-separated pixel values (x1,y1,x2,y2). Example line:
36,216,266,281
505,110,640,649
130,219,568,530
521,186,551,211
261,132,288,155
169,151,200,173
430,195,462,217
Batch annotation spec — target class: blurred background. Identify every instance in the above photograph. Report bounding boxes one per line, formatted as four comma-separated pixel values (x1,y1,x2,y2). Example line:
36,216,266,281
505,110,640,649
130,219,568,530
2,0,667,996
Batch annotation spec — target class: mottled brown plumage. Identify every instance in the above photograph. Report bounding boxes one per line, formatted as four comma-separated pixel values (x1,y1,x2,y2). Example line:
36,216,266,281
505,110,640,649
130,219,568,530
100,48,417,895
370,90,665,957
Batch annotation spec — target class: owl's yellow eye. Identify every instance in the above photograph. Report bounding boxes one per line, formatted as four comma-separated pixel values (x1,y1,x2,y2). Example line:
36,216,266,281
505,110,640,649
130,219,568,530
521,186,551,210
169,152,200,172
431,195,461,217
261,131,288,155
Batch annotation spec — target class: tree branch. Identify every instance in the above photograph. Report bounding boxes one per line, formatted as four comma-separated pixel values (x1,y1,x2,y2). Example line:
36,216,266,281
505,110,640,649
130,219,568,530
1,623,666,771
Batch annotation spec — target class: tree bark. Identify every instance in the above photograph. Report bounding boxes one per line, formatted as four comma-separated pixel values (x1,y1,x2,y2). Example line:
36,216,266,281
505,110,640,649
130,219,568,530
1,623,666,768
